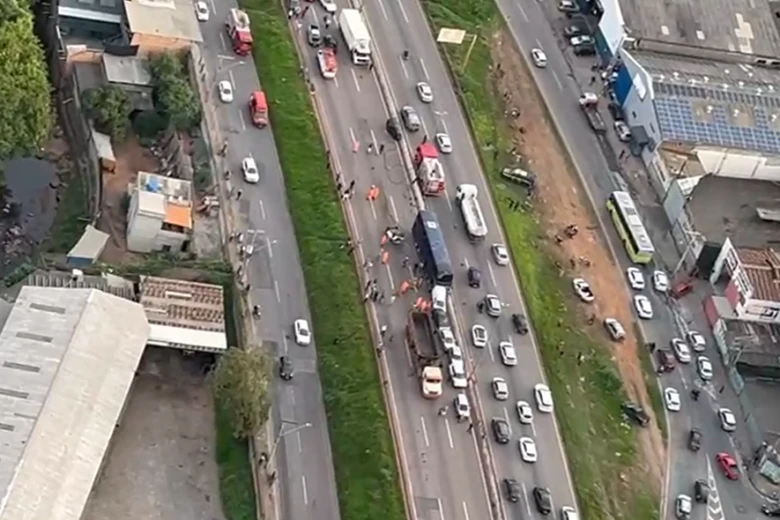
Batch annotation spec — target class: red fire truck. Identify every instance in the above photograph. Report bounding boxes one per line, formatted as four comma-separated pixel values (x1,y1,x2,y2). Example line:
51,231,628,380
225,8,253,56
414,142,446,196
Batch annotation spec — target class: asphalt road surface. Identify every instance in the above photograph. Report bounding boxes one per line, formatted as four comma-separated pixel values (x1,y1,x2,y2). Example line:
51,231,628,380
197,4,341,520
493,0,766,517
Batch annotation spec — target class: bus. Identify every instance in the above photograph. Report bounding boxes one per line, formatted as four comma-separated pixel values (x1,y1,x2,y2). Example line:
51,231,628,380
606,191,655,264
412,210,454,286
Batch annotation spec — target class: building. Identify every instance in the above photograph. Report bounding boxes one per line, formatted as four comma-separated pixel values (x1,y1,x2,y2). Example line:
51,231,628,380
123,0,202,55
127,171,193,253
0,287,149,520
138,275,228,353
101,54,154,111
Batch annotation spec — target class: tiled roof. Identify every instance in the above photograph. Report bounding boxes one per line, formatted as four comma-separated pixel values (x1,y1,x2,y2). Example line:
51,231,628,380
738,247,780,302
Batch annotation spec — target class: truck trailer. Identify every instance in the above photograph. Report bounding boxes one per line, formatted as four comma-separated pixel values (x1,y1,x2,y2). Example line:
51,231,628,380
455,184,488,241
406,310,443,398
225,8,253,56
338,9,372,66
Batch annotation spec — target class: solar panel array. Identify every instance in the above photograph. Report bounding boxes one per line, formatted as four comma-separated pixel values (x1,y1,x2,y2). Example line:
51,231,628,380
654,82,780,154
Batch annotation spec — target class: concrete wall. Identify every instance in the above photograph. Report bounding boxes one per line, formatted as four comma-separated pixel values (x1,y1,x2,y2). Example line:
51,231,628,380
131,33,191,56
695,148,780,181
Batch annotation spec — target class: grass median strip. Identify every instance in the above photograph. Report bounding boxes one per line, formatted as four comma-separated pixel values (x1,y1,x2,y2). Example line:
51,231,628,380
421,0,659,518
237,2,405,520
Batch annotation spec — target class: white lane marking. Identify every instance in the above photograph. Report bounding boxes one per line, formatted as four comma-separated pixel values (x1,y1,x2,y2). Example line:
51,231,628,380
219,32,228,52
463,257,470,269
522,482,533,517
267,236,274,259
208,0,216,12
503,407,512,435
389,196,399,221
351,68,361,92
536,38,542,48
443,186,453,211
680,373,689,390
385,264,396,291
420,58,430,80
441,118,449,133
462,501,470,520
274,280,281,303
302,475,309,504
297,430,303,453
420,416,430,447
282,334,288,354
229,69,236,88
349,127,358,150
551,70,563,91
530,420,537,437
397,0,409,22
436,498,445,519
259,199,266,220
370,129,378,150
517,3,529,21
421,118,429,137
239,109,248,131
334,76,340,89
370,200,378,220
487,262,497,288
444,417,454,449
488,342,495,362
400,57,409,78
376,0,389,19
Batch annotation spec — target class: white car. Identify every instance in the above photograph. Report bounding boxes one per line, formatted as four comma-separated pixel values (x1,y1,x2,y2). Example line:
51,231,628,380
687,331,706,352
195,0,209,21
294,319,311,346
518,437,538,463
561,507,579,520
319,0,337,12
534,384,553,413
572,278,594,303
454,393,470,421
697,356,713,380
653,270,669,292
471,324,488,348
604,318,626,341
499,341,518,366
242,157,260,183
439,327,457,354
664,387,681,412
492,243,510,266
531,48,547,68
626,267,645,290
570,35,594,46
435,133,453,154
492,377,509,401
671,338,691,363
614,121,632,142
718,408,737,432
416,82,434,103
218,80,234,103
516,400,533,424
484,294,502,318
633,295,653,319
449,360,468,389
449,345,464,360
675,495,692,519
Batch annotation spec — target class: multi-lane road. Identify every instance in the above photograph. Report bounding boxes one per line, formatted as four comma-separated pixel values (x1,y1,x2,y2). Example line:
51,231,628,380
197,3,341,520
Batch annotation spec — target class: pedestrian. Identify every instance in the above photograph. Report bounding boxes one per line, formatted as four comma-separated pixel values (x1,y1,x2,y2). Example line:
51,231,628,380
402,256,409,268
347,245,355,255
619,150,626,159
236,189,243,200
348,179,356,192
719,385,725,394
287,8,293,18
337,181,344,193
379,144,385,153
467,422,474,433
302,5,309,16
367,142,374,154
380,325,388,337
589,75,596,85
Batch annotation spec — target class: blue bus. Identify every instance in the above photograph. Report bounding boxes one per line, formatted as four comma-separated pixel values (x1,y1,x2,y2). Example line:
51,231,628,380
412,210,454,287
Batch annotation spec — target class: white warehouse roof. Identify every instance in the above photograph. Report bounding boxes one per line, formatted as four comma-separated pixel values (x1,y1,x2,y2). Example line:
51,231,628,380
0,287,150,520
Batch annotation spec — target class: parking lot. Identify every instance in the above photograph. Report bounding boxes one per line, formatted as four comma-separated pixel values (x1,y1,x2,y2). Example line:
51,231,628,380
83,348,226,520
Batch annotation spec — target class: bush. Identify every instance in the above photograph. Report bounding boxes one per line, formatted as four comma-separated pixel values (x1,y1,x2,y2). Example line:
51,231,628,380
149,52,202,130
83,85,132,141
132,110,167,138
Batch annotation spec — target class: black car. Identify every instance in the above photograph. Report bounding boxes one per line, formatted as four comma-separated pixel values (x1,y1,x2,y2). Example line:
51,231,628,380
688,428,702,452
762,504,780,516
573,43,596,56
386,116,402,141
279,356,293,380
621,402,649,427
432,309,450,329
694,479,709,503
512,313,529,335
468,267,482,288
504,478,521,503
608,101,624,121
533,486,552,515
492,418,510,444
323,34,338,52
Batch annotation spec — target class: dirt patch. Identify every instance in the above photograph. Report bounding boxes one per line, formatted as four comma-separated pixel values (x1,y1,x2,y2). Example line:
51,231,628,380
490,32,666,489
98,135,159,264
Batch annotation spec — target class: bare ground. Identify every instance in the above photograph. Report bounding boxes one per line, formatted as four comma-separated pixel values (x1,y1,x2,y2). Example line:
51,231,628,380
490,31,666,491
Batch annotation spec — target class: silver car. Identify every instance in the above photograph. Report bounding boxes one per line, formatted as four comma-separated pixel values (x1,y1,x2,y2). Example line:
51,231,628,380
416,81,434,103
531,48,547,68
401,106,421,132
491,244,510,266
484,294,502,317
435,133,453,153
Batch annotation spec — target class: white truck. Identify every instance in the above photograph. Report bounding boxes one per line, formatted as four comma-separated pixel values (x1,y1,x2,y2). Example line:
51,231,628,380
455,184,488,241
338,9,372,66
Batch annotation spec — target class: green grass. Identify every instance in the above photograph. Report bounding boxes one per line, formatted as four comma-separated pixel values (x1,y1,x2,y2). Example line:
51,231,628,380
236,2,406,520
636,325,668,441
216,404,258,520
43,173,90,253
421,0,660,518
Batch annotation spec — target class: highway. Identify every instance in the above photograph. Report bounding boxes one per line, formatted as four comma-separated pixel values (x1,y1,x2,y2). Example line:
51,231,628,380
196,3,341,520
492,0,764,517
292,0,580,517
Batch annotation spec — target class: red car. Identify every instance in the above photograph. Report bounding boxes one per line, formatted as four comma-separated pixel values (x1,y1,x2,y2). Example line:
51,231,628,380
716,452,739,480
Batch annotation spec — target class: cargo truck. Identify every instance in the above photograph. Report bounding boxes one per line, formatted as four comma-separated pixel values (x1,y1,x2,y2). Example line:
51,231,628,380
225,8,253,56
412,210,454,287
455,184,488,241
339,9,372,66
414,142,446,196
578,92,606,134
406,310,443,398
317,48,338,79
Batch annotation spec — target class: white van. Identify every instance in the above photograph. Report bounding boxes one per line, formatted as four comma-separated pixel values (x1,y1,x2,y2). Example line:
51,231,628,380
432,285,448,313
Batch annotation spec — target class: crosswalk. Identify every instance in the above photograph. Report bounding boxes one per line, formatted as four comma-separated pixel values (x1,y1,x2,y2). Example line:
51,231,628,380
707,458,726,520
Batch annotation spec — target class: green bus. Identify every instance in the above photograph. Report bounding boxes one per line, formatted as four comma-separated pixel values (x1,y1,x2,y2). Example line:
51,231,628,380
606,191,655,264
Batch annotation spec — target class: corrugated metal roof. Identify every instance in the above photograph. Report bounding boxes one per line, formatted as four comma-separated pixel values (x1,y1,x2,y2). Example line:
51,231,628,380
0,287,149,520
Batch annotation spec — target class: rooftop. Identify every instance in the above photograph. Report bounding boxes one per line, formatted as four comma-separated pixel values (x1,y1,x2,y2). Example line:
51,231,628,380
686,175,780,248
737,247,780,302
0,287,149,520
102,54,152,86
138,276,227,352
123,0,202,43
634,51,780,154
618,0,780,56
135,171,193,230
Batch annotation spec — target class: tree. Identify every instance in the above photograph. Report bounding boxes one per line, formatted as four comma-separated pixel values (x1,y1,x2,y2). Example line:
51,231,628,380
0,10,51,159
149,51,202,130
83,85,132,141
211,347,272,438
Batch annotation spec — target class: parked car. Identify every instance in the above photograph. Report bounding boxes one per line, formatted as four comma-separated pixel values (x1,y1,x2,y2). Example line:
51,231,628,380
604,318,626,341
626,267,645,290
694,479,709,503
492,417,511,444
512,313,529,335
716,452,739,480
688,427,702,451
279,356,293,380
621,402,649,426
687,331,707,352
653,270,670,292
557,0,579,12
573,278,595,302
573,43,596,56
563,24,585,36
614,121,631,141
570,35,594,46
